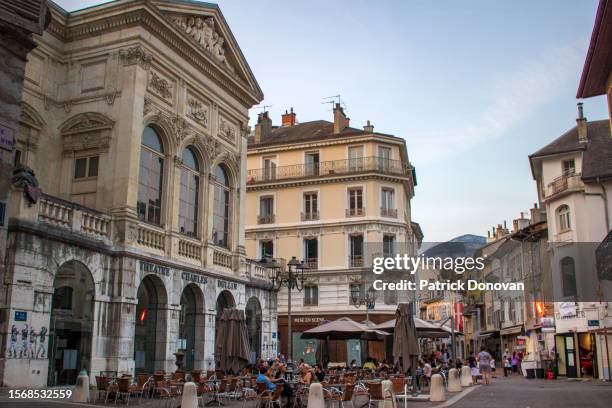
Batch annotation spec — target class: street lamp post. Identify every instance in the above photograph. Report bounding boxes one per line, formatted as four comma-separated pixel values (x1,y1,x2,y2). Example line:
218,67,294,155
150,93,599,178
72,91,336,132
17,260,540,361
350,284,377,322
262,256,308,364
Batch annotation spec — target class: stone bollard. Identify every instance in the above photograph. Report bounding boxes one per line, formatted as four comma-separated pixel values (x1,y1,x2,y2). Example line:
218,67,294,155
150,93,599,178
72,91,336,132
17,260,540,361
460,365,472,387
307,382,325,408
381,380,397,408
447,368,462,392
72,369,90,403
429,374,446,402
181,382,198,408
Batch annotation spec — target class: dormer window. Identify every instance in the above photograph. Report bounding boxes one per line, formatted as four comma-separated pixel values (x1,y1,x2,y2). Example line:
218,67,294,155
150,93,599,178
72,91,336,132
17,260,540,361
562,159,575,176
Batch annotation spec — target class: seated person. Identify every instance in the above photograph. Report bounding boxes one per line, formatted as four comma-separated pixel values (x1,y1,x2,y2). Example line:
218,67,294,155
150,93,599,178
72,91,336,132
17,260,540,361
362,357,376,371
300,364,314,384
257,367,294,398
314,364,325,383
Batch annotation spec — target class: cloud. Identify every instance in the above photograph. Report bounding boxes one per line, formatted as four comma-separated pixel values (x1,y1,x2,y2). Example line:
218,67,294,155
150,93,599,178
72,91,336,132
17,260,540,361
411,40,587,165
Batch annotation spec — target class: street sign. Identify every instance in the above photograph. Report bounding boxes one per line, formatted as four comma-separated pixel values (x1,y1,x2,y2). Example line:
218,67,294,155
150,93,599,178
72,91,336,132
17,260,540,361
0,122,14,151
588,320,599,327
14,311,27,321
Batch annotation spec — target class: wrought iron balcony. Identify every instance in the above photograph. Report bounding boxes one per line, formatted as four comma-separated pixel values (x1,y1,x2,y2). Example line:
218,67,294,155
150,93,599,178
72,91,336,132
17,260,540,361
349,255,364,268
247,156,408,184
257,214,275,224
380,207,397,218
346,208,365,217
301,211,320,221
305,258,318,270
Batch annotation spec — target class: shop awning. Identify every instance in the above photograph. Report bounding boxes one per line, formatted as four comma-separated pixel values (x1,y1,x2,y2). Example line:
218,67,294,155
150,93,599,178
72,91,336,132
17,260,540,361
500,325,524,336
479,333,493,338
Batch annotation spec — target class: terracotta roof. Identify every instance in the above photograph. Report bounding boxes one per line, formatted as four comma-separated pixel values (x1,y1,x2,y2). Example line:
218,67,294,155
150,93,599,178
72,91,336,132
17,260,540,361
530,119,612,180
248,120,400,147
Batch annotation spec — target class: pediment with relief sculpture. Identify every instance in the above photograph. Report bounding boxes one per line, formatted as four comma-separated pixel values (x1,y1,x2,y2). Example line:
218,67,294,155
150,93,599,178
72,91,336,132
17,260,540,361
154,1,261,97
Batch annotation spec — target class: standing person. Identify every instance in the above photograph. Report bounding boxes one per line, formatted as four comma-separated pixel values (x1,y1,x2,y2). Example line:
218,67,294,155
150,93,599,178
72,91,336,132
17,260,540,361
504,355,511,377
477,347,492,385
511,352,518,375
517,351,523,375
490,355,496,379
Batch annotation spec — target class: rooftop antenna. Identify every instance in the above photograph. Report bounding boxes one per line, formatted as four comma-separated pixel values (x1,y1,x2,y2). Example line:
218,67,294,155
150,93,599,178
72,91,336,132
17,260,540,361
253,104,272,113
322,95,345,111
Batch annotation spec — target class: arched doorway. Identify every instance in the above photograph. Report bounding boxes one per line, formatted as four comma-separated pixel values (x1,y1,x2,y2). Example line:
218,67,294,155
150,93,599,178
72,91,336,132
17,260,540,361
179,284,204,371
48,261,94,386
245,297,262,362
134,275,167,374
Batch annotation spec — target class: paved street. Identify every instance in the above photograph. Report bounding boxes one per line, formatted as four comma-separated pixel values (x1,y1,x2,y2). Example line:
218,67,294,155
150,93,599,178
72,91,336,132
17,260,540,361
451,376,612,408
0,377,611,408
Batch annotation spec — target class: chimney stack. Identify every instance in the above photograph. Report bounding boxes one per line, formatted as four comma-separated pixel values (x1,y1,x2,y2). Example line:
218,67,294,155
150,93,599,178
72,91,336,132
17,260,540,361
576,102,587,142
281,107,296,127
333,103,349,134
254,111,272,144
363,120,374,133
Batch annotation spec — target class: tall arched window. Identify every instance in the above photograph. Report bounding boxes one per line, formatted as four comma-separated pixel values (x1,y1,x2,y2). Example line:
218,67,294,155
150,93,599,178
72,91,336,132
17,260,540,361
179,148,199,236
137,126,164,225
212,165,230,247
557,205,571,232
561,257,577,299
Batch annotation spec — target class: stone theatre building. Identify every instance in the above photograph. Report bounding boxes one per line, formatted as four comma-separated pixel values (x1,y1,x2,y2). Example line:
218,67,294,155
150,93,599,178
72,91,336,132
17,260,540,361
0,0,277,387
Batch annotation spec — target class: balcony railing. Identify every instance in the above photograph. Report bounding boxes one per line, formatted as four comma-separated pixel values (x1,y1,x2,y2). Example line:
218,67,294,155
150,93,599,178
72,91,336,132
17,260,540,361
346,208,365,217
305,258,318,270
380,207,397,218
301,211,319,221
546,173,583,198
247,156,408,184
257,214,275,224
349,255,364,268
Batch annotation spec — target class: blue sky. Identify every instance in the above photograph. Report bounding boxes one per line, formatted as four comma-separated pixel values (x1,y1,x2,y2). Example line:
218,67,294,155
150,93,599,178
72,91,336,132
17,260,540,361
56,0,609,242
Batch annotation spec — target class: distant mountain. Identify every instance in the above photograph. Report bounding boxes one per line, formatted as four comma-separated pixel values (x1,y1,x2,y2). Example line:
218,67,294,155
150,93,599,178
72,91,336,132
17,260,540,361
422,234,486,258
449,234,487,245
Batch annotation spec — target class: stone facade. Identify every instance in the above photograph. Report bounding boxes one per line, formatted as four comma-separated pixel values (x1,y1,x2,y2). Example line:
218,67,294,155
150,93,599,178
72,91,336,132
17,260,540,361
0,0,276,387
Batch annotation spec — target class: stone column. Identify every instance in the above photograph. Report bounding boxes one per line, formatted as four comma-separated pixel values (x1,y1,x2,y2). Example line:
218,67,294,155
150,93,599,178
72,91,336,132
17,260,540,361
111,45,151,222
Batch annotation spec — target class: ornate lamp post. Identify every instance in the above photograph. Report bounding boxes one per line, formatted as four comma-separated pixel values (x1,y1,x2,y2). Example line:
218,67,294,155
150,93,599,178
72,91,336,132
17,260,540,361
350,284,377,323
262,256,308,364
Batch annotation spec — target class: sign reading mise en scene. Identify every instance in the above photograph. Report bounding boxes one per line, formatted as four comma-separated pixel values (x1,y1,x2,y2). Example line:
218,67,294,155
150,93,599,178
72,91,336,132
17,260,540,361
138,260,208,285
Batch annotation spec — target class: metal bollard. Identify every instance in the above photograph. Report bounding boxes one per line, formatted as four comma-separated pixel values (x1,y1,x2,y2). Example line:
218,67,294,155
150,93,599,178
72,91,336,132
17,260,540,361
72,369,90,403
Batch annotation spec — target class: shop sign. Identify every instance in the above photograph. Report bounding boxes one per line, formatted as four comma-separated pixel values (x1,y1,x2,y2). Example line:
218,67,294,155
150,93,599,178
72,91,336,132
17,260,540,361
0,123,14,151
588,320,599,327
293,316,325,324
217,280,238,291
558,301,576,318
541,317,555,333
516,336,528,347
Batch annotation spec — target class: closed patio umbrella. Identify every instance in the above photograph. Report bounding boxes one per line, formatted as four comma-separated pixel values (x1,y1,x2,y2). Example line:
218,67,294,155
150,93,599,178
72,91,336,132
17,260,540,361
215,309,250,373
393,303,419,382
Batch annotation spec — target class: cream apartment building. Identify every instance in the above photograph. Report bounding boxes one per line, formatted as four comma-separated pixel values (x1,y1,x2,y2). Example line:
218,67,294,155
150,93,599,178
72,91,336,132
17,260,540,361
245,105,421,363
0,0,277,387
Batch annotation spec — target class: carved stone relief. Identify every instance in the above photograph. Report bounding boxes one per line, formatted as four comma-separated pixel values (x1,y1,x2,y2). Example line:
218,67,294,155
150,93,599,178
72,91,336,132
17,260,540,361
148,71,173,100
172,15,234,72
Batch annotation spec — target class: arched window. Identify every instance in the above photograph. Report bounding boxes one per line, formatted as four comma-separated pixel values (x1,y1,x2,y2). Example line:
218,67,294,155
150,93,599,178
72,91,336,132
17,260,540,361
561,257,577,299
212,165,230,247
179,148,199,236
137,126,164,225
557,205,571,232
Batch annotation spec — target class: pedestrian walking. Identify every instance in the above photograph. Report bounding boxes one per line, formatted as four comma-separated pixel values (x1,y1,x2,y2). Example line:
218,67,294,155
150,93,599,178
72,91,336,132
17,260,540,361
478,347,492,385
490,356,496,378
